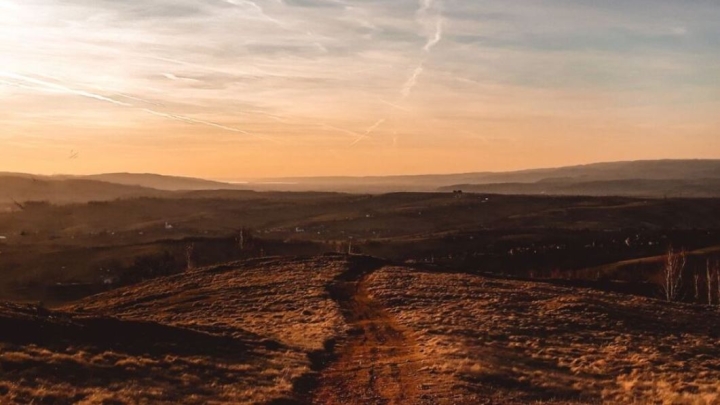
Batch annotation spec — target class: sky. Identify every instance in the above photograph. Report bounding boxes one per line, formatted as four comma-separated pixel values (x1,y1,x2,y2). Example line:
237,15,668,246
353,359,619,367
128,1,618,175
1,0,719,179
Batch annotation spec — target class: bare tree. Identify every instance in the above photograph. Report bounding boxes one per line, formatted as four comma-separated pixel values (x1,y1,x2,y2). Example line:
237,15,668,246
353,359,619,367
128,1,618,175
185,243,195,270
715,260,720,308
237,228,245,251
707,259,714,306
717,262,720,308
694,270,700,302
661,247,686,302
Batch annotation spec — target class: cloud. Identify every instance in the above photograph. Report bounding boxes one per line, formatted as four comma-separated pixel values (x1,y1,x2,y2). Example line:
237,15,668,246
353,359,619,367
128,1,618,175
402,66,424,98
423,17,443,52
349,118,386,146
0,71,133,107
0,70,276,142
400,0,444,99
2,0,719,176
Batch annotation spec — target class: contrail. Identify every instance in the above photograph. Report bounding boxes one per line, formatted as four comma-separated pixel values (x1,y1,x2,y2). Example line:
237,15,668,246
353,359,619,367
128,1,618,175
379,98,412,112
224,0,286,26
418,0,433,15
322,123,361,138
0,78,59,93
402,66,424,99
139,108,277,143
349,118,386,146
144,109,279,143
424,18,443,52
0,70,276,142
147,56,269,78
400,0,443,99
29,72,165,107
110,91,165,107
0,71,133,107
366,119,386,134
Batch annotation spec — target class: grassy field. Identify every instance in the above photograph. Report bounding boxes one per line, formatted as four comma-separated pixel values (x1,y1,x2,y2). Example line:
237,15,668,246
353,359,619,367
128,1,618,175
2,192,720,304
367,266,720,404
2,256,719,404
1,256,352,404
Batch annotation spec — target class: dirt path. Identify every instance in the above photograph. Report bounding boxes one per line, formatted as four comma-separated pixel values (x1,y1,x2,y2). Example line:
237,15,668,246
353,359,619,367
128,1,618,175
312,267,430,404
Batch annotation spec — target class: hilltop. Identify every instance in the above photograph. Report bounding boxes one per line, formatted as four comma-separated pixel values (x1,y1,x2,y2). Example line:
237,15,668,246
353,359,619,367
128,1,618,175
1,255,719,404
0,175,165,209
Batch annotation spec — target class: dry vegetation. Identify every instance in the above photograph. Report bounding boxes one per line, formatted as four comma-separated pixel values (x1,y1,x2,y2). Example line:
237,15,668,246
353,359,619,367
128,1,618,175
2,254,720,404
367,267,720,404
4,192,720,305
1,256,353,404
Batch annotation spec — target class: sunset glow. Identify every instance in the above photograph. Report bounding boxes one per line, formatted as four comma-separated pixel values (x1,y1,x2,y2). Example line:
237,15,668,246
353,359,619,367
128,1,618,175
2,0,719,178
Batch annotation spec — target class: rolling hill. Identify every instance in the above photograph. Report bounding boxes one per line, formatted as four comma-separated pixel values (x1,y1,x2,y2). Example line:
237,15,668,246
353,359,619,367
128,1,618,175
81,173,243,191
438,178,720,198
0,175,166,209
239,159,720,195
2,255,719,404
3,160,720,200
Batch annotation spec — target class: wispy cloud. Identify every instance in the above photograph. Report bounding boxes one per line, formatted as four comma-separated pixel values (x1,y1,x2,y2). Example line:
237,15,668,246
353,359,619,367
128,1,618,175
0,71,133,107
401,0,444,99
401,66,424,99
349,118,386,146
0,70,276,142
2,0,719,175
423,18,443,52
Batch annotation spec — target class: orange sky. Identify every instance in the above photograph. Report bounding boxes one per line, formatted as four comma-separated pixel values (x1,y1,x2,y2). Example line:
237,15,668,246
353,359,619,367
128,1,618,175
2,0,719,179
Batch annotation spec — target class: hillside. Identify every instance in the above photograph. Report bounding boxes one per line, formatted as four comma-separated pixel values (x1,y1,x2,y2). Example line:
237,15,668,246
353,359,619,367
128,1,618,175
2,255,719,404
81,173,242,191
1,256,357,404
4,160,720,196
241,160,720,195
0,175,165,209
3,192,720,304
439,178,720,198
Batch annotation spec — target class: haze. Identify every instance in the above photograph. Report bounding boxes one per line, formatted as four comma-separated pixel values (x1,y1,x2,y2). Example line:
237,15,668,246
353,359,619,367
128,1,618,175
2,0,719,178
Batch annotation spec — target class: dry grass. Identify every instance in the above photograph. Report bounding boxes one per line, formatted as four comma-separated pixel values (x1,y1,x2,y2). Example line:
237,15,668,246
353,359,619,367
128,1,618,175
1,256,350,404
3,256,720,404
367,267,720,404
70,256,348,351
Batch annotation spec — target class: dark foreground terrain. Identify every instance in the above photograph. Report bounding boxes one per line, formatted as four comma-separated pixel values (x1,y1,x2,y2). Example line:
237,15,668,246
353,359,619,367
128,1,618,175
2,255,719,404
3,191,720,305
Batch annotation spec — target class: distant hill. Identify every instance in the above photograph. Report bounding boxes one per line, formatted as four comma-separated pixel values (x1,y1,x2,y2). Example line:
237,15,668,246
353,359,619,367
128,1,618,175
3,160,720,197
0,175,165,208
438,178,720,198
240,160,720,195
81,173,241,191
441,159,720,184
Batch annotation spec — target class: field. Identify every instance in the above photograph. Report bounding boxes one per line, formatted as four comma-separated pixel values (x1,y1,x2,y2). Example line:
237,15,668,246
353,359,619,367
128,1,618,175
2,255,719,404
3,192,720,304
2,191,720,404
1,256,351,403
367,267,720,404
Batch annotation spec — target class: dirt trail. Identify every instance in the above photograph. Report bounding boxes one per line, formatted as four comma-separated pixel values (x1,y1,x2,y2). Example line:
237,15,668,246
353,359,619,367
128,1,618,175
312,261,431,404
